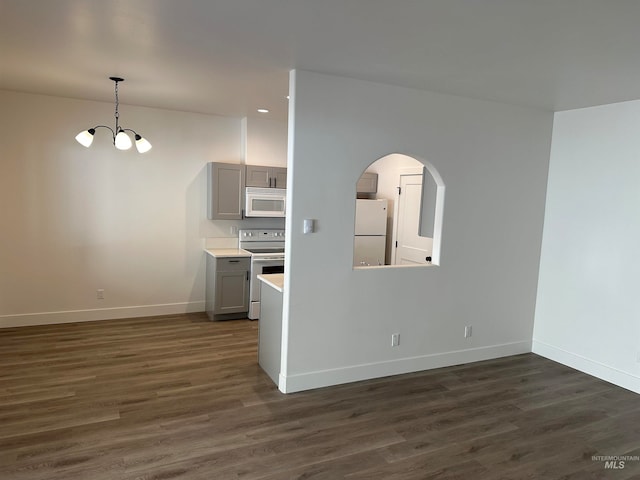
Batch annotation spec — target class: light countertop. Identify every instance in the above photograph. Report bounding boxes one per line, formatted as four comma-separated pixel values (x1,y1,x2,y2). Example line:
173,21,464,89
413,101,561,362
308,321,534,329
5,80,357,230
258,273,284,293
205,248,251,258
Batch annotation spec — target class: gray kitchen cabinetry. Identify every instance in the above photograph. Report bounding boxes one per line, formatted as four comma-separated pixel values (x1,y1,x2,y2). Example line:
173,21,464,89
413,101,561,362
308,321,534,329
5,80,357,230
357,172,378,194
245,165,287,189
207,162,245,220
206,256,250,321
271,167,287,189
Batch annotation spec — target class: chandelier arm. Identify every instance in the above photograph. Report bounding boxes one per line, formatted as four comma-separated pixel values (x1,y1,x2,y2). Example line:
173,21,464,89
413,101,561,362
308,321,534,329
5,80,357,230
92,125,116,141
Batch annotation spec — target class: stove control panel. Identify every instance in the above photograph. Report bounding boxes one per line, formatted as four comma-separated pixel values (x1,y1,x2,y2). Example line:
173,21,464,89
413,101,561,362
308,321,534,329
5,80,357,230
239,229,285,241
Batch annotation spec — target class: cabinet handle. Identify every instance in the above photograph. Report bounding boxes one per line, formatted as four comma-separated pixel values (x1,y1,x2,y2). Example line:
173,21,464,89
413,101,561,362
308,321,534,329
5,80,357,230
229,260,240,263
246,271,249,280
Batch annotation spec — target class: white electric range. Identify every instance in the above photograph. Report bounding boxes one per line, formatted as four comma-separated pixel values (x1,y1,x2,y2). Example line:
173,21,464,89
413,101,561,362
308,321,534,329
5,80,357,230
239,229,285,320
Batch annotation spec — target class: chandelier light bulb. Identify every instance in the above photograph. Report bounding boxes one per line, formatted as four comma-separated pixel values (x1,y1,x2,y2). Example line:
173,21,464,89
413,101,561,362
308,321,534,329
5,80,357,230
115,130,132,150
135,134,152,153
75,129,95,147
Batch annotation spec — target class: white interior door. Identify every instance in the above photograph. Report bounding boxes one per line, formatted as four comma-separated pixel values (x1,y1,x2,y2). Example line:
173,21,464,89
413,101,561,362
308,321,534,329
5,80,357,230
393,175,433,265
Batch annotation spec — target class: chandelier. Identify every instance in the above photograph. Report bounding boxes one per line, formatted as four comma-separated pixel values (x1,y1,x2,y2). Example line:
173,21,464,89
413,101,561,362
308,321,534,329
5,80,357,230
75,76,152,153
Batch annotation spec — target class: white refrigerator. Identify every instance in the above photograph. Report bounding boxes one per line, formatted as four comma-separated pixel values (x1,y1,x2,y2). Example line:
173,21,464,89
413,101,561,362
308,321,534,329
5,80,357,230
354,199,388,266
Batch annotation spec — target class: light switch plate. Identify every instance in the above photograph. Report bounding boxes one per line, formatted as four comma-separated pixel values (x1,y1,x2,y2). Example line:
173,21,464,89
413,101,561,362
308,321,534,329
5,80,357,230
303,219,315,234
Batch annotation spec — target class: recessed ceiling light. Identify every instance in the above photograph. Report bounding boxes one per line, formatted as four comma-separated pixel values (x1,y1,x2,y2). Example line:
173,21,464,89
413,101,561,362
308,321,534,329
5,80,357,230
257,108,269,113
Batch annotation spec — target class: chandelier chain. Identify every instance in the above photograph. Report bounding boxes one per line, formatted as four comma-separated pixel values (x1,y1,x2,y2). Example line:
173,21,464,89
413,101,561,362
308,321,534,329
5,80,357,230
114,79,120,131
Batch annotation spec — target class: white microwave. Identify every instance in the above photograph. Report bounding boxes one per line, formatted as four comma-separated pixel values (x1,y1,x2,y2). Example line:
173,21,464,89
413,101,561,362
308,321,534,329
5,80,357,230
245,187,286,217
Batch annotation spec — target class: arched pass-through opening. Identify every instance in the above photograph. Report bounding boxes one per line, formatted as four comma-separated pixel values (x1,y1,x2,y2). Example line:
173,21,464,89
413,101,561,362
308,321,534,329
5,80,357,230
353,153,445,268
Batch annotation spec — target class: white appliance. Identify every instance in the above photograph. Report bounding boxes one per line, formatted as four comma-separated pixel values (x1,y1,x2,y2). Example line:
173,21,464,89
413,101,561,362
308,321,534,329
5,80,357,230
245,187,286,217
239,229,285,319
354,199,388,266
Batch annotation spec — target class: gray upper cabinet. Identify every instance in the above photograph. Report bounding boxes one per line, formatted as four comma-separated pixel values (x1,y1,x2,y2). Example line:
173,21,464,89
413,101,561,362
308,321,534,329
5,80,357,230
245,165,287,189
357,172,378,193
245,165,270,188
271,167,287,189
207,162,245,220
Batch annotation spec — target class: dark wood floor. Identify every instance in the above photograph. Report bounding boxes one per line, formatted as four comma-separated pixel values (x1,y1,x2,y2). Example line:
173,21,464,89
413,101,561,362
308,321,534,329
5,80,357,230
0,314,638,480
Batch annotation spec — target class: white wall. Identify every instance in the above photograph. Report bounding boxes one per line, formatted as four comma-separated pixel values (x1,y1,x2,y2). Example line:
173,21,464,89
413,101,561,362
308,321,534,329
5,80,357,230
533,101,640,394
281,70,553,393
0,90,281,327
242,116,288,167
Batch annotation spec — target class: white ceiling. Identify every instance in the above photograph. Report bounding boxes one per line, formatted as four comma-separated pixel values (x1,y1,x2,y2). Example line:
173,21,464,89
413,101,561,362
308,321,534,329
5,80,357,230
3,0,640,120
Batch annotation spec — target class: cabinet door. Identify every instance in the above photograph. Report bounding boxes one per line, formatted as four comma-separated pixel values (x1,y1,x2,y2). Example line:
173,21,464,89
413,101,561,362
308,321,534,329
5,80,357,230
214,270,249,314
207,163,245,220
245,165,271,187
357,172,378,193
271,167,287,189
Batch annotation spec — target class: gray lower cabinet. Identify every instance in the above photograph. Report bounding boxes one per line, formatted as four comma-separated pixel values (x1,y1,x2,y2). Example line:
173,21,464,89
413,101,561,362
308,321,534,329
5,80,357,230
206,256,250,320
207,162,245,220
245,165,287,189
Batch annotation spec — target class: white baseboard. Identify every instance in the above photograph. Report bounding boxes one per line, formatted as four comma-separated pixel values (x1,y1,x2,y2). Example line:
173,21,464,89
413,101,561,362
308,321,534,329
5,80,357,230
532,340,640,395
0,301,206,328
278,340,532,394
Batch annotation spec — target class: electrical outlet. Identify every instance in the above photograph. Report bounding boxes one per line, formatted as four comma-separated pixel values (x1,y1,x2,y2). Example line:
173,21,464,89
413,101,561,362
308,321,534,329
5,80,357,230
230,226,238,235
464,325,472,338
391,333,400,347
96,289,105,300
